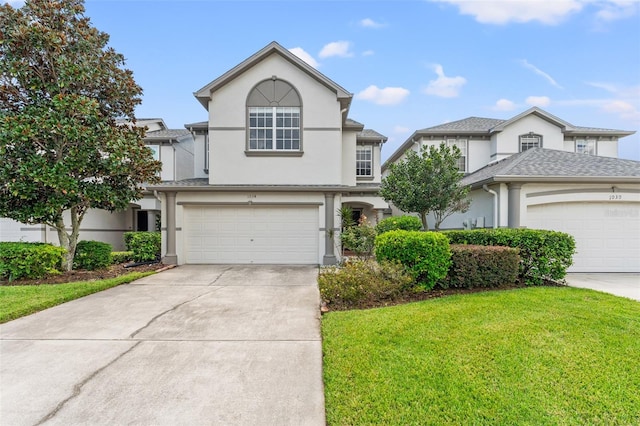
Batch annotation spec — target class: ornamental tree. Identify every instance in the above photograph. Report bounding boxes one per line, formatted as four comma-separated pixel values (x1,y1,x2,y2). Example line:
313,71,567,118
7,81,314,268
0,0,161,270
380,143,471,231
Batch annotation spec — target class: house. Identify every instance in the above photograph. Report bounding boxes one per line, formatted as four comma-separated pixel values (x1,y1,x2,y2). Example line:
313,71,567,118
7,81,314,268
0,118,195,250
148,41,388,265
383,107,640,272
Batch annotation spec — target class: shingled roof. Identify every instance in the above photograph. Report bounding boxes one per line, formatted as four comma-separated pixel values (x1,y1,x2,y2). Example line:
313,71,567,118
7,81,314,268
462,148,640,188
144,129,193,140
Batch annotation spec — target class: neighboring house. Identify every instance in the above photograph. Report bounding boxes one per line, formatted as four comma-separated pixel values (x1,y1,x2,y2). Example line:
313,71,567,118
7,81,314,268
148,41,388,265
0,118,194,250
383,107,640,272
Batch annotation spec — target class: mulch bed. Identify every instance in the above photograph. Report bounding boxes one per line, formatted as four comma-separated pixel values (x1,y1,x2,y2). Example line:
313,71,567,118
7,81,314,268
1,262,165,286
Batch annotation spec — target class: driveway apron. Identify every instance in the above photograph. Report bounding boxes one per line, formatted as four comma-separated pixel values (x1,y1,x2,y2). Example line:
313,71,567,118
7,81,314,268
0,265,325,425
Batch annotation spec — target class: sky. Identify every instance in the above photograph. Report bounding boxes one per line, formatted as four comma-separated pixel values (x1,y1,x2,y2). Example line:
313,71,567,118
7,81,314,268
6,0,640,161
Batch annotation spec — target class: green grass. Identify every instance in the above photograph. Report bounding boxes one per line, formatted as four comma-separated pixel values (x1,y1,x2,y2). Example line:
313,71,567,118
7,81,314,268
322,287,640,425
0,271,155,323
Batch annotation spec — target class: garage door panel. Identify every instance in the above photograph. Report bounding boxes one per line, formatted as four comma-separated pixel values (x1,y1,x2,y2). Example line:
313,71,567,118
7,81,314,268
184,206,318,264
527,202,639,272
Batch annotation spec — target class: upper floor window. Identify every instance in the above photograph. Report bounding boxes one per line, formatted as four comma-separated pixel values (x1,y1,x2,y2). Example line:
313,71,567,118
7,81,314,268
576,139,596,155
520,133,542,152
446,139,467,172
247,78,302,153
356,145,373,177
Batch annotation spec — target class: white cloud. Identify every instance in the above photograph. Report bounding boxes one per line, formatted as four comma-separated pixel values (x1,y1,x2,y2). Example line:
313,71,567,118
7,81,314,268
423,64,466,98
595,0,639,21
359,18,386,28
520,60,563,89
493,98,517,111
362,50,375,57
356,85,410,105
319,41,354,59
432,0,583,25
288,47,319,68
526,96,551,107
602,100,640,122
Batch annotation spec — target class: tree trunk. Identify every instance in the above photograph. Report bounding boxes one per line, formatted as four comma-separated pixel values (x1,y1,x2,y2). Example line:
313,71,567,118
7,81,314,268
55,207,84,271
420,212,429,231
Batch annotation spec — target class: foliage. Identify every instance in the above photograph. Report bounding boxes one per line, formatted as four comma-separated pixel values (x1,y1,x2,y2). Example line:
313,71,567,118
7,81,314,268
444,228,576,285
0,0,161,271
0,242,66,281
111,251,134,264
379,143,471,230
340,215,377,259
375,230,451,290
439,244,520,289
337,205,355,230
318,259,414,310
73,240,112,270
375,215,423,234
124,231,161,262
322,288,640,425
0,271,155,323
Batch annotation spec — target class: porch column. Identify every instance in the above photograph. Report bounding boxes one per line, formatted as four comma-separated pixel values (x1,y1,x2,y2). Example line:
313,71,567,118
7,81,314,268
163,191,178,265
507,183,522,228
374,209,384,225
323,192,337,265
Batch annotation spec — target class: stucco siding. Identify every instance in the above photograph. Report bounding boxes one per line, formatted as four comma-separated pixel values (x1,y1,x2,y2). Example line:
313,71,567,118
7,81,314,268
342,131,356,185
175,138,194,181
160,145,175,181
496,115,565,154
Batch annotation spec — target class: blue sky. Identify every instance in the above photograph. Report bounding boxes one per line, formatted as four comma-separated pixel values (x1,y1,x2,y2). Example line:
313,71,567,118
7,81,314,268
7,0,640,161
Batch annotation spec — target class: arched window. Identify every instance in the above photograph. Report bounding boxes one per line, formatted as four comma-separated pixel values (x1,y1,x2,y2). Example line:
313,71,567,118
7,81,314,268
519,133,542,152
247,78,301,152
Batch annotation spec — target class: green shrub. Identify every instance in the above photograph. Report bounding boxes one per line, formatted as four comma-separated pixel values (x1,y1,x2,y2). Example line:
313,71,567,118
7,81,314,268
111,251,134,264
440,245,520,289
73,240,112,270
375,230,451,290
123,232,161,262
376,215,423,234
341,220,377,258
318,259,414,310
443,228,576,285
0,242,66,281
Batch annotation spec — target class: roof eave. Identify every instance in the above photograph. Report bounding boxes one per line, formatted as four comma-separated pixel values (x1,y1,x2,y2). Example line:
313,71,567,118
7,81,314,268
466,175,640,189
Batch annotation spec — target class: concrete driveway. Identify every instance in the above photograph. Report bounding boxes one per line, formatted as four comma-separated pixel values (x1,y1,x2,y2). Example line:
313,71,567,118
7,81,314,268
0,265,325,425
565,273,640,301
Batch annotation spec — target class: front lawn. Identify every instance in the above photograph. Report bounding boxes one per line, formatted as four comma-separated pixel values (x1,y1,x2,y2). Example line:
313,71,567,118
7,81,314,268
0,271,154,323
322,287,640,425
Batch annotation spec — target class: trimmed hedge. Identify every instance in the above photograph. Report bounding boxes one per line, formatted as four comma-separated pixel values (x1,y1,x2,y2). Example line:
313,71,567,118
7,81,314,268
74,240,112,271
123,232,161,262
0,242,66,281
111,251,134,264
375,230,451,290
440,244,520,289
318,259,414,310
375,215,423,234
443,228,575,285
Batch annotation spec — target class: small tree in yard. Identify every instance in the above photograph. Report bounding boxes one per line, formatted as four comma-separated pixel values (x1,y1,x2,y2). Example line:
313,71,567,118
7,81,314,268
0,0,161,270
380,143,471,231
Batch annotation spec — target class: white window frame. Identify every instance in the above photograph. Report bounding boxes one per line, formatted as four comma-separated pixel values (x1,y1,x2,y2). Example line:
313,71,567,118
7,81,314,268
446,139,467,172
520,134,542,152
356,145,373,177
248,106,300,151
576,138,596,155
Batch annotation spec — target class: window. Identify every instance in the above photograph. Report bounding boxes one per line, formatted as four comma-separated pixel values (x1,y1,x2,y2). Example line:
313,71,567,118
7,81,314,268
576,139,596,155
520,134,542,152
447,139,467,172
247,78,302,153
356,145,373,177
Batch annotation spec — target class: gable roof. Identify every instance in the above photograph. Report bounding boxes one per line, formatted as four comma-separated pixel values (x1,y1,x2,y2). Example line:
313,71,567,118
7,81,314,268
461,148,640,188
144,129,193,141
193,41,353,111
383,107,635,169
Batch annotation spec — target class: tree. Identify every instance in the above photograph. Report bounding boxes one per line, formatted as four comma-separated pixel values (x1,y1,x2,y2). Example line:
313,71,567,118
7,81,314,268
380,143,471,231
0,0,161,270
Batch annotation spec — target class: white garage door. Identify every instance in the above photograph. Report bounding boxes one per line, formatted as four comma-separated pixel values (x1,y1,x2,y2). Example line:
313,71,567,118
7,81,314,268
527,202,640,272
184,205,319,264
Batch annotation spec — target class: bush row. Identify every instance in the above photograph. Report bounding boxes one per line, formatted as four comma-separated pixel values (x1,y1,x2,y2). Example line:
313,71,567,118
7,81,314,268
74,240,112,271
124,231,161,262
440,244,520,289
0,242,66,281
443,229,575,285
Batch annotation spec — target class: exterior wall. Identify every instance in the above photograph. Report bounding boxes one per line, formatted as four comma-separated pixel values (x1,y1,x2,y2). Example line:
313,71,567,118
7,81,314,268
595,140,618,158
160,145,175,181
468,138,491,172
207,53,343,186
192,133,209,178
494,115,565,158
426,188,495,230
175,138,195,181
342,131,356,185
0,218,45,242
